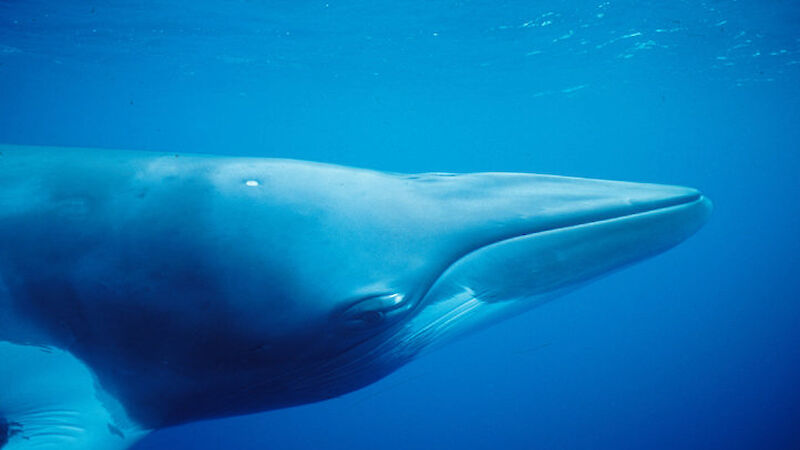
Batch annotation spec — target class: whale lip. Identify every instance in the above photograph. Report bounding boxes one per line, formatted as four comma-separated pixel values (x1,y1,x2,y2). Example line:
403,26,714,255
415,185,712,309
461,183,709,266
505,192,712,247
473,187,712,266
514,187,706,238
393,188,712,356
531,189,710,237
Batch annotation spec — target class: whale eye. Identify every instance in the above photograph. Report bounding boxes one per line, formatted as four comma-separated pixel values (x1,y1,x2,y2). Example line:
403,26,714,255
341,293,410,331
358,310,384,325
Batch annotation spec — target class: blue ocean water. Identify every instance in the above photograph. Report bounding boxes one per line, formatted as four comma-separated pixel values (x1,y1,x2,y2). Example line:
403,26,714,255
1,1,798,449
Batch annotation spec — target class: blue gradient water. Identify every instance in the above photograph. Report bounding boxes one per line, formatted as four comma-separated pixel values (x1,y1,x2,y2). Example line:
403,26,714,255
1,1,798,449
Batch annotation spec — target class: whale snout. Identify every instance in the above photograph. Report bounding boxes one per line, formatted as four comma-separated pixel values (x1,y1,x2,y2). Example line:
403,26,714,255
434,191,710,302
401,175,711,351
427,177,711,303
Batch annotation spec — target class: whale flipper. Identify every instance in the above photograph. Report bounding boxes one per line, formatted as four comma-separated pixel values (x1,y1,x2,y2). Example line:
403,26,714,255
0,342,147,450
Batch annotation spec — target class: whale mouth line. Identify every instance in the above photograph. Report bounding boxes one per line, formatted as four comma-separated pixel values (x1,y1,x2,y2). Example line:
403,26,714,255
415,192,705,307
511,192,704,239
486,193,706,249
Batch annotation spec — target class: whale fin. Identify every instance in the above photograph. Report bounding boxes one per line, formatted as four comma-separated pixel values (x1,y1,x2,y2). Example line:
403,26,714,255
0,342,148,450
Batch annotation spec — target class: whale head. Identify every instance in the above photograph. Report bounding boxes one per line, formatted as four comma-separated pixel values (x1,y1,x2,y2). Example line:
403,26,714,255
196,160,711,409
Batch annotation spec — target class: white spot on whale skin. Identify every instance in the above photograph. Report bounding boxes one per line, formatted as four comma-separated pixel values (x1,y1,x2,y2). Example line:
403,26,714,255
245,180,260,187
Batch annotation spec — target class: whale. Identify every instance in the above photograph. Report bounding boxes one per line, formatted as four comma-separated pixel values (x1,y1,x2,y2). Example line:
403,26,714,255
0,144,711,449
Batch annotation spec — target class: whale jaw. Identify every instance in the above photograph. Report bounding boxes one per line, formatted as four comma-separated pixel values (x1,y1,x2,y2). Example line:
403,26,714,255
394,184,711,356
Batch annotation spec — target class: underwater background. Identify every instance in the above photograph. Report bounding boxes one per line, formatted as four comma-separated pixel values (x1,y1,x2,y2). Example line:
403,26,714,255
0,0,798,449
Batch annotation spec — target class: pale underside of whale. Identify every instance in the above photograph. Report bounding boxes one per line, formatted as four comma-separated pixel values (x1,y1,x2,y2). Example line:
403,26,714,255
0,144,711,449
